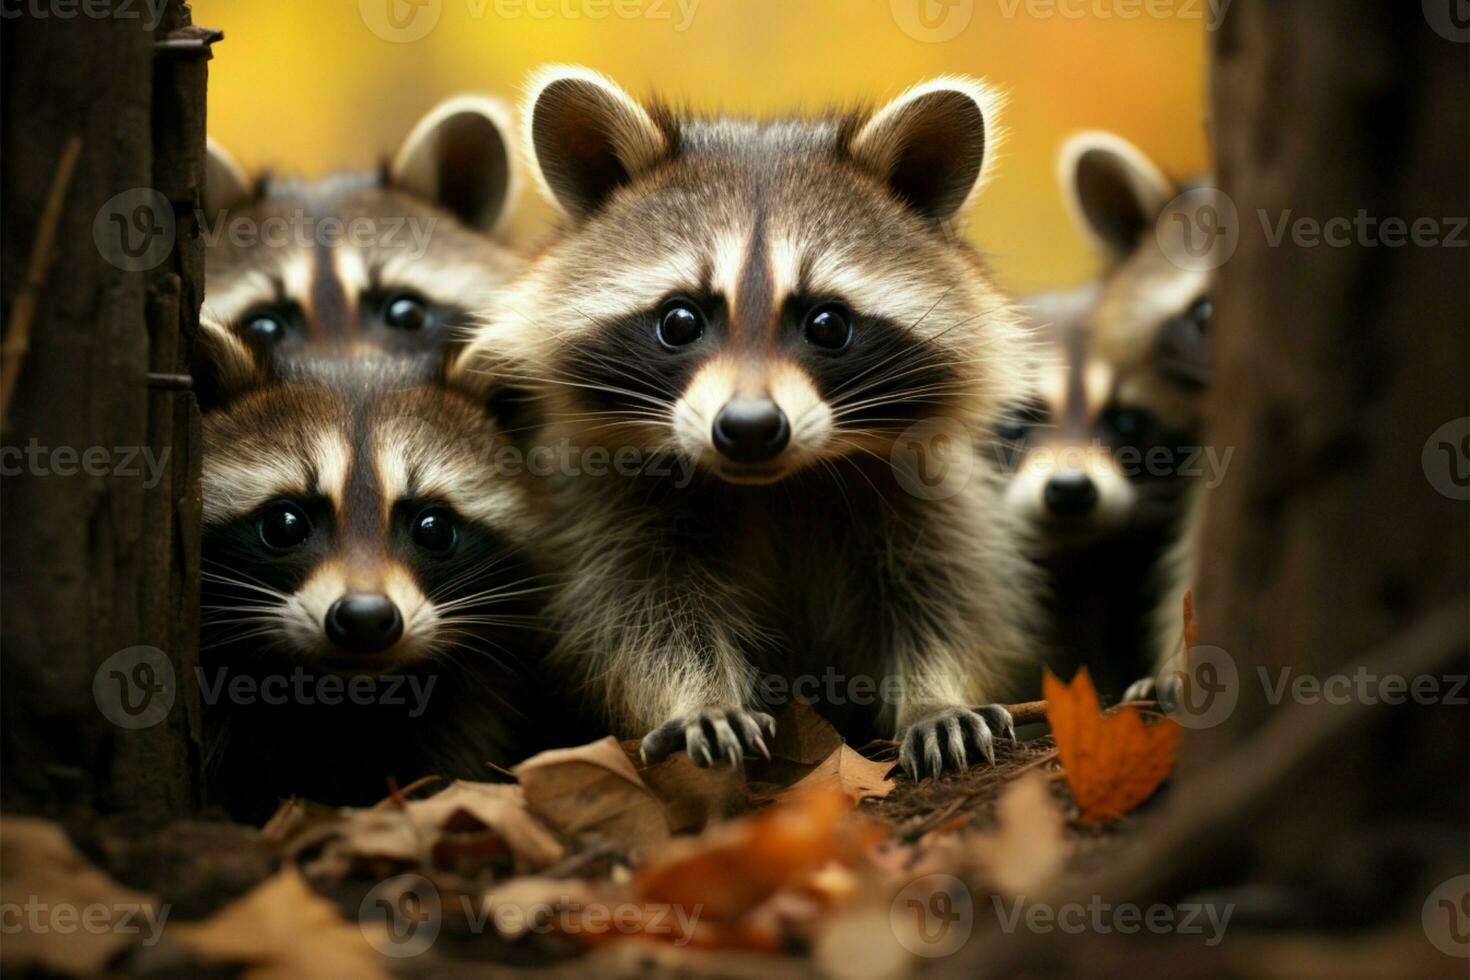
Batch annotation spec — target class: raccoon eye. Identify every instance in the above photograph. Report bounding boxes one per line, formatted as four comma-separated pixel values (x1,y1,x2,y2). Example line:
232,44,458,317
243,312,286,345
412,507,458,554
656,299,705,348
258,501,312,550
997,405,1046,443
1104,407,1160,449
1188,298,1213,330
803,305,853,351
383,292,430,332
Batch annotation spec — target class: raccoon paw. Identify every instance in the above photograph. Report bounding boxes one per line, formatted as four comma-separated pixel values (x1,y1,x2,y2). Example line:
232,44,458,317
899,705,1016,780
639,706,776,771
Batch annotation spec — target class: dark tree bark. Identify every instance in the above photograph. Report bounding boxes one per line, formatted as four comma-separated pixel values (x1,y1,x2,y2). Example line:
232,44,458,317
1186,0,1469,917
1,1,217,819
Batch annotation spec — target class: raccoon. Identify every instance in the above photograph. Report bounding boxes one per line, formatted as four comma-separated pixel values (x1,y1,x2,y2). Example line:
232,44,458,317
998,131,1213,699
456,67,1040,778
199,96,520,389
197,334,546,821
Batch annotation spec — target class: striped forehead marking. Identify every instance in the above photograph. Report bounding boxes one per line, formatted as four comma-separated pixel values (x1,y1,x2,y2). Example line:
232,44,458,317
308,240,354,341
731,211,776,347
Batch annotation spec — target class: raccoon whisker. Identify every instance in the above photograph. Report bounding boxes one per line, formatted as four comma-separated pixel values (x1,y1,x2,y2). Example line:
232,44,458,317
829,388,977,419
431,630,516,672
823,299,993,402
431,588,552,614
198,626,286,651
536,373,674,412
828,361,981,410
201,569,292,602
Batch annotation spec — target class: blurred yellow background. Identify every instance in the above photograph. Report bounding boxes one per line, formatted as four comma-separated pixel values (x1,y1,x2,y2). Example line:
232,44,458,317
195,0,1209,293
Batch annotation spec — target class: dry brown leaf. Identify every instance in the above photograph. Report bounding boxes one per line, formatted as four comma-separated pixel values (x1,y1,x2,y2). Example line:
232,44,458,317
764,744,896,805
471,875,599,939
276,781,562,883
516,736,671,851
172,868,389,979
970,771,1068,894
1045,667,1182,823
767,701,843,765
0,816,165,977
636,746,751,833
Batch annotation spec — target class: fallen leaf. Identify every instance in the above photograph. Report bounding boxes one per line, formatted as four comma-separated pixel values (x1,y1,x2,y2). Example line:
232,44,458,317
516,736,671,851
471,875,598,939
763,744,896,805
970,771,1068,893
273,781,562,884
636,747,751,833
0,816,164,977
172,868,389,979
1044,667,1181,823
750,702,844,787
629,787,884,948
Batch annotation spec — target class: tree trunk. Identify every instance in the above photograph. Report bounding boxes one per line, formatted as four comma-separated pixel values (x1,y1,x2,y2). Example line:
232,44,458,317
1,0,217,820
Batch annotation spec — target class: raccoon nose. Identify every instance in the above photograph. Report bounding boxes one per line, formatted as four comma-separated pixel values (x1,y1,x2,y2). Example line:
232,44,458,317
712,399,791,463
325,594,404,654
1044,471,1099,517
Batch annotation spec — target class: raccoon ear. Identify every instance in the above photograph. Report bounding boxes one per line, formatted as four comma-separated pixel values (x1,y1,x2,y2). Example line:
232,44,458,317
392,95,518,234
850,77,1003,224
524,65,669,219
205,138,253,217
1059,131,1173,259
193,321,270,412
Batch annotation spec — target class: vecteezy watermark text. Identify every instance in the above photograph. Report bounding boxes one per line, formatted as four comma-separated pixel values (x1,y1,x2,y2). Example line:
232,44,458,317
0,0,168,30
991,895,1234,946
0,897,170,947
1,441,170,488
195,667,437,717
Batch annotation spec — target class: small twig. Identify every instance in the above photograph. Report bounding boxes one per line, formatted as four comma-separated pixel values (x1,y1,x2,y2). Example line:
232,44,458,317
1,136,82,428
483,760,517,779
146,372,193,391
1006,699,1049,726
1007,747,1060,780
373,773,444,810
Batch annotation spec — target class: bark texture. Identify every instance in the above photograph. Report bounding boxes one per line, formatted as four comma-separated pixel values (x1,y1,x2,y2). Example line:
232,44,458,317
1,0,216,819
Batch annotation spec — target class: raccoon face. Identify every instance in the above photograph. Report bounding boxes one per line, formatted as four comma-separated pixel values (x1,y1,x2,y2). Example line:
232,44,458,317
1000,132,1213,539
200,356,540,673
459,67,1030,486
200,97,519,390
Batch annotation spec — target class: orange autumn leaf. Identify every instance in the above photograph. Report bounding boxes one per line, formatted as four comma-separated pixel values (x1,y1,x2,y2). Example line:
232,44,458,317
1044,667,1181,824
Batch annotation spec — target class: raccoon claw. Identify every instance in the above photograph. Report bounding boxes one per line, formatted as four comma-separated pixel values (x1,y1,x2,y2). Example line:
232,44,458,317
898,705,1015,780
1123,675,1181,709
640,706,776,770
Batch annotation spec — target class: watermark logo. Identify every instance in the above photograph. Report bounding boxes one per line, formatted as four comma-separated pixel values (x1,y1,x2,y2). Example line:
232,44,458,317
992,895,1233,945
360,875,441,958
891,0,973,42
890,874,973,958
1423,0,1470,43
1422,417,1470,500
0,897,170,946
1422,875,1470,958
1158,186,1238,272
93,189,174,273
92,646,175,730
360,0,443,42
891,417,975,501
0,0,168,31
1156,644,1239,729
